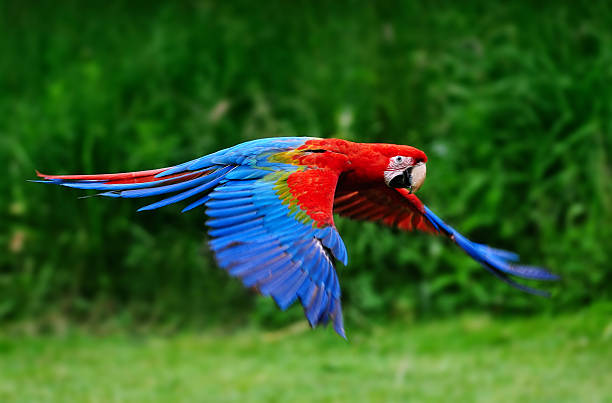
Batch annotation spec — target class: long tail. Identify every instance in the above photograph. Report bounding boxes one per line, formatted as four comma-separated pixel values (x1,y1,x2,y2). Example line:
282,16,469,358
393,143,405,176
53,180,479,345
35,164,234,212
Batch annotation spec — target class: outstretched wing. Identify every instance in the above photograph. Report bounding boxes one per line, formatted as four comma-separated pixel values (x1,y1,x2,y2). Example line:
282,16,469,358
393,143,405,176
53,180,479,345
207,166,348,338
334,186,439,233
36,137,349,337
334,186,558,295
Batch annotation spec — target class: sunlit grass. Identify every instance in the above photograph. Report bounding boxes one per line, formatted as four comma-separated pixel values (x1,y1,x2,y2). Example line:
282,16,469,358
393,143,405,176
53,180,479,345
1,305,610,402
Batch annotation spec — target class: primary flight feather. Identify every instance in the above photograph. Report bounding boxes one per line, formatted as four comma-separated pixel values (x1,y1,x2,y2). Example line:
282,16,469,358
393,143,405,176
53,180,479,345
36,137,558,338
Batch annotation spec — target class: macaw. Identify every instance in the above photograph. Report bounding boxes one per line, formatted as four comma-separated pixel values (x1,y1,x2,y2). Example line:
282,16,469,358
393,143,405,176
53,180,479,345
36,137,557,338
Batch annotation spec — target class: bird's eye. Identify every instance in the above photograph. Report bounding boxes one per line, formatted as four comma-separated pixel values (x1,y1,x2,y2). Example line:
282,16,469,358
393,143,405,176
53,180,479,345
395,156,403,162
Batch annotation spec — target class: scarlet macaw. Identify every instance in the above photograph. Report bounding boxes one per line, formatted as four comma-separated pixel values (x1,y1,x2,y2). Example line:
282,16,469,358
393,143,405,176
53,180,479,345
37,137,557,338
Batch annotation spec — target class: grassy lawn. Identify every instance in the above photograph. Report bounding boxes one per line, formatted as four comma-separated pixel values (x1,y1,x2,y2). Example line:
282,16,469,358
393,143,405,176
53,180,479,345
1,305,610,403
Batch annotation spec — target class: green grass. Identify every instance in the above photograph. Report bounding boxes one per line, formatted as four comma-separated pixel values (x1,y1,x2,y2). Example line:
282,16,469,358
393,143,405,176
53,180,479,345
1,305,610,402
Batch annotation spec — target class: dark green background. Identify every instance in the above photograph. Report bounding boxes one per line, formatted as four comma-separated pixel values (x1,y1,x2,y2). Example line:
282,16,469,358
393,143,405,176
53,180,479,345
2,0,611,332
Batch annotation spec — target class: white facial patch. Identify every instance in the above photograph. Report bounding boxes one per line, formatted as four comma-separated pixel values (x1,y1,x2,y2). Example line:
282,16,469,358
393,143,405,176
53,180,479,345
383,156,427,192
383,155,414,185
384,156,413,185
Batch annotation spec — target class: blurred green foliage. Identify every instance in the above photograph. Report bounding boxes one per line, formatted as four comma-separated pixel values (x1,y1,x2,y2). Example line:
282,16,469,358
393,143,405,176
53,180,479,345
1,0,611,331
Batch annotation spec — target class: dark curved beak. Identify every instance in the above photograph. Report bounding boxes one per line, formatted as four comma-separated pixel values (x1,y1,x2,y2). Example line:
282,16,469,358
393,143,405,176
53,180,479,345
387,163,426,192
403,169,413,193
388,167,413,191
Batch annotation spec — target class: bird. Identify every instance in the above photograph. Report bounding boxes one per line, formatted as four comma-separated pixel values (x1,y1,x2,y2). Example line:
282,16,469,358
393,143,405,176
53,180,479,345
36,137,558,338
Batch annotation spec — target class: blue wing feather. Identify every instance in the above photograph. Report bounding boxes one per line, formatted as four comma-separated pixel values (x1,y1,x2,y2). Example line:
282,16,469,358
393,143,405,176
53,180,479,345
274,270,309,311
423,206,558,295
181,195,211,212
136,167,233,211
205,204,257,218
241,256,294,287
39,137,346,338
207,165,347,338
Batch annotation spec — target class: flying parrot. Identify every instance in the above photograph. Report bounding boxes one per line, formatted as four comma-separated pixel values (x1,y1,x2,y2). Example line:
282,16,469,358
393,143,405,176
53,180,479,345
36,137,558,338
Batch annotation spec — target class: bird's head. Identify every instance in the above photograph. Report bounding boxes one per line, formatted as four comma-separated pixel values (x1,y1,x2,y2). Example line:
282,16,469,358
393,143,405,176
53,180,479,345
376,144,427,193
301,139,427,192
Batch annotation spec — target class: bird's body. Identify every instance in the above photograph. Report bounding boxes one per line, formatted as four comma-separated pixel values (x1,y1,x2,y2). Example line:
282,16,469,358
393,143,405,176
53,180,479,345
37,137,557,338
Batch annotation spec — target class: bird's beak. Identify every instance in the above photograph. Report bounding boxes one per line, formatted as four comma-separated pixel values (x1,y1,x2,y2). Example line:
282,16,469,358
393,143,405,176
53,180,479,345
410,162,426,193
387,162,427,192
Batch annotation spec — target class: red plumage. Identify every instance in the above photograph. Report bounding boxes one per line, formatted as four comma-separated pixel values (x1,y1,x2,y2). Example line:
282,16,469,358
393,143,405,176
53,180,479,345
282,138,433,232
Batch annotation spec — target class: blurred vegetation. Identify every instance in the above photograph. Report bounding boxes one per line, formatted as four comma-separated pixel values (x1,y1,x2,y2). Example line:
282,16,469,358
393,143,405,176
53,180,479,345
1,0,611,332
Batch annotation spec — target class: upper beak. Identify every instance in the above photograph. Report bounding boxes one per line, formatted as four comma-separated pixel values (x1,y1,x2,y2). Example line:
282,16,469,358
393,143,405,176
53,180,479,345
410,162,426,193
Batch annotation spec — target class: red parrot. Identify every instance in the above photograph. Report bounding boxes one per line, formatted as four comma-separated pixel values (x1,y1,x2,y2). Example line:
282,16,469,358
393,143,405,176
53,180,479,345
36,137,557,338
